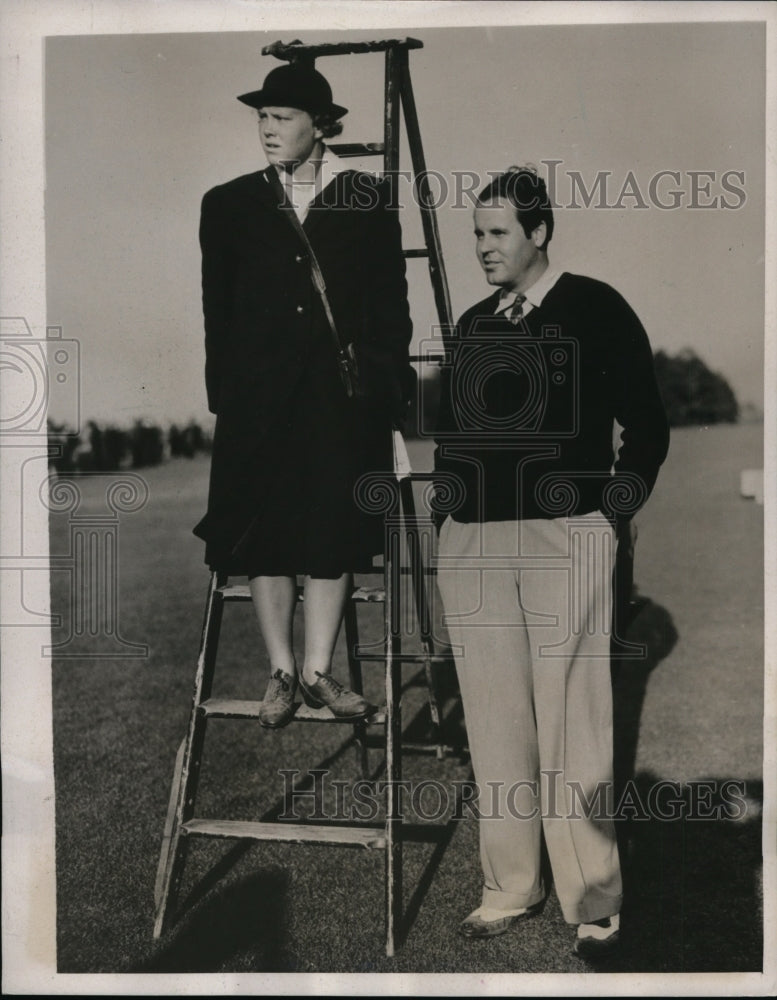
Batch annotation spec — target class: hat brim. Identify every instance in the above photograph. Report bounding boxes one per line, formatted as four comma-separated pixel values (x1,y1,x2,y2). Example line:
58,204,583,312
237,90,348,119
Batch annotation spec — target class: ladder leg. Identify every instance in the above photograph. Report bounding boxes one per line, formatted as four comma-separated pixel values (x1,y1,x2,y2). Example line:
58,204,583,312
399,478,444,757
154,735,186,911
398,54,458,761
384,524,403,956
344,586,369,779
153,571,225,938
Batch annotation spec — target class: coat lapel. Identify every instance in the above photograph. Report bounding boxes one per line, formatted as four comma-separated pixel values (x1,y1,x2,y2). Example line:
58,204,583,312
256,166,286,209
303,169,353,239
258,164,352,243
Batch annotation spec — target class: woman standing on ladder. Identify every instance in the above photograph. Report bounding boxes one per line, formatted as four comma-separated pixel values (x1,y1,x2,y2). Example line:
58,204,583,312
193,61,414,727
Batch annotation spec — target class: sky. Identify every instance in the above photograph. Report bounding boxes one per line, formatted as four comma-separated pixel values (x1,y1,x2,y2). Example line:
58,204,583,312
44,19,766,428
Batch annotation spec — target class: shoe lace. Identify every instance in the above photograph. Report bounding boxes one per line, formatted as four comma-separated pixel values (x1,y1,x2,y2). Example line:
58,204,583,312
270,669,294,692
313,672,344,696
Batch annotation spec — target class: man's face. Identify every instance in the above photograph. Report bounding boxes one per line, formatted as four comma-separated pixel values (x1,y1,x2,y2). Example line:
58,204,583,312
257,106,323,168
473,200,542,292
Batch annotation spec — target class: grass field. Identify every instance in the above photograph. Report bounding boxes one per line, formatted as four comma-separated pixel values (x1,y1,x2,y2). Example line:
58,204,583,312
50,422,764,974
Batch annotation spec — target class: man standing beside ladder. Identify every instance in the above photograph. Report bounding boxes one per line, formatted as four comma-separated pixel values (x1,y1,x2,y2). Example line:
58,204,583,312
433,165,669,959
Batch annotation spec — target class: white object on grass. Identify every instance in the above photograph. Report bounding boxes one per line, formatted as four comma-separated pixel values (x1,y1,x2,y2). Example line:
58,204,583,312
740,468,764,504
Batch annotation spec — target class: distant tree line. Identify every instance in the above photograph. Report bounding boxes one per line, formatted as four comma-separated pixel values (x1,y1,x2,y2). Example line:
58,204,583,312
47,420,212,473
47,349,740,471
651,349,739,427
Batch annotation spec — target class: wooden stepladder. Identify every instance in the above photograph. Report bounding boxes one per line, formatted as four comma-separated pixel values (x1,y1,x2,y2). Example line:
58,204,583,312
154,37,455,957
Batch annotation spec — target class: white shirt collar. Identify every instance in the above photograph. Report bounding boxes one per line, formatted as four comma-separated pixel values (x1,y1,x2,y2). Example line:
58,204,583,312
496,267,562,314
277,145,349,220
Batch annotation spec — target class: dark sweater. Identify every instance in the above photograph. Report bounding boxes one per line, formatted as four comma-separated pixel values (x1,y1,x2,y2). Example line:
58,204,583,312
433,272,670,523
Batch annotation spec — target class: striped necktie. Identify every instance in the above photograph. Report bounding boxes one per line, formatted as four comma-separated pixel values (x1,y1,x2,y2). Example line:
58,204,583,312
509,294,527,326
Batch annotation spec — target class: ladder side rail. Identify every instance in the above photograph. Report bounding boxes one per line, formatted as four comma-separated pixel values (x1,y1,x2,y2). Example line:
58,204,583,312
398,61,455,332
154,570,225,936
396,471,458,661
383,47,402,175
398,477,443,757
343,591,370,778
383,511,404,956
181,571,226,819
398,478,435,653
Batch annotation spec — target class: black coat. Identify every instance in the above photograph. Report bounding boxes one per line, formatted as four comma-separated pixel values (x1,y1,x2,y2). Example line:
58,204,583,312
193,166,413,574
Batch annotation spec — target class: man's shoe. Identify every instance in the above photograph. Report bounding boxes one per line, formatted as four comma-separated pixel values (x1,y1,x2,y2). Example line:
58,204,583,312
459,904,538,939
258,669,297,729
573,913,620,960
299,671,376,720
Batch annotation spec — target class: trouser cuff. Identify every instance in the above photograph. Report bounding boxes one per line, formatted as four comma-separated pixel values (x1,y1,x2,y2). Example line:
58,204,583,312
481,886,545,911
563,892,623,925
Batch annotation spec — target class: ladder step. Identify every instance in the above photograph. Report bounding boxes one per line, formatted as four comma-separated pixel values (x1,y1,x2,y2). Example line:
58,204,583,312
217,583,386,603
262,38,423,59
349,586,385,603
399,741,468,756
328,142,384,158
404,248,430,258
200,697,386,725
183,818,387,849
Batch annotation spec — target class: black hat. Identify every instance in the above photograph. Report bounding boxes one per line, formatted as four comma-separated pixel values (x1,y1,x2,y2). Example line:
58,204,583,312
237,63,348,119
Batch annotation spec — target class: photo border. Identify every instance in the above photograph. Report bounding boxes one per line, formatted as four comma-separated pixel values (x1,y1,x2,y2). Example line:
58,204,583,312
1,1,774,995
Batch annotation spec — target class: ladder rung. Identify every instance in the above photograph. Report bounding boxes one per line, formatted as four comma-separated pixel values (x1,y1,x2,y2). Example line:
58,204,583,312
365,731,452,746
183,818,387,849
354,652,454,664
403,249,430,258
217,583,386,603
328,142,384,158
408,353,445,364
398,741,468,757
200,697,386,724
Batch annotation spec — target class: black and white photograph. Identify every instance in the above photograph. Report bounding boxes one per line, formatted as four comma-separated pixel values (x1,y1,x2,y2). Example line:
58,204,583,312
1,1,774,994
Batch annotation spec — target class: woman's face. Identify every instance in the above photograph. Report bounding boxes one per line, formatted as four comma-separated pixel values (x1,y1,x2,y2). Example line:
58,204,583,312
257,107,323,169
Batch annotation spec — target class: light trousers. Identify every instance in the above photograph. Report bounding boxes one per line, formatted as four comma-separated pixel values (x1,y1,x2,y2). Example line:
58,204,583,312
437,513,623,924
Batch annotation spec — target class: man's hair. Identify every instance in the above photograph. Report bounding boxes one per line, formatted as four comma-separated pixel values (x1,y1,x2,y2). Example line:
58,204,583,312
477,165,554,248
313,113,344,139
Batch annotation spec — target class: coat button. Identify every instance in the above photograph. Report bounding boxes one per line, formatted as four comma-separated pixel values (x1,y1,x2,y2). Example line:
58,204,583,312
295,254,304,263
296,305,304,313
